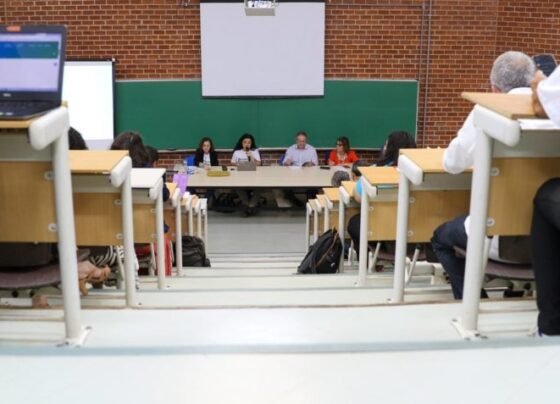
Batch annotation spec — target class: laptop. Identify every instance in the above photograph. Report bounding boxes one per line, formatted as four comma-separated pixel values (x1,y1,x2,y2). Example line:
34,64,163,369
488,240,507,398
237,160,257,171
0,25,66,120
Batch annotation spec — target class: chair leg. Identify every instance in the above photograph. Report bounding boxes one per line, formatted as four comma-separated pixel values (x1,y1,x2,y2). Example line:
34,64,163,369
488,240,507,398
405,247,421,285
369,242,381,273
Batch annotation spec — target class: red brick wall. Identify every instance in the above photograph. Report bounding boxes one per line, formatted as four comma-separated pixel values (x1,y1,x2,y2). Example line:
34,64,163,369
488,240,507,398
2,0,557,149
496,1,560,58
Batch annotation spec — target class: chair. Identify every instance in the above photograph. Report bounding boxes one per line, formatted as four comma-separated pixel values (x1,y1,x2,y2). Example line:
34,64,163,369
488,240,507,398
184,155,196,167
453,245,534,297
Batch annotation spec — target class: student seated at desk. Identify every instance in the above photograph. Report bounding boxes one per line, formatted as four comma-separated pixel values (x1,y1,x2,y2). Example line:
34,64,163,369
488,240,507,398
232,133,262,216
327,136,359,167
431,51,536,300
194,137,219,169
68,127,88,150
530,66,560,336
331,169,350,187
346,131,416,255
111,131,150,168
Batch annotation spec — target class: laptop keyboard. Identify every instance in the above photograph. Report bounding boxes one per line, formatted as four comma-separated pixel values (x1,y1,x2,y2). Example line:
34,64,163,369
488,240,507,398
0,101,56,118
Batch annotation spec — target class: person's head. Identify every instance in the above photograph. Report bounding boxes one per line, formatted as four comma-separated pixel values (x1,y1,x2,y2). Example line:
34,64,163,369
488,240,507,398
330,169,350,187
68,127,87,150
198,137,214,154
350,163,362,181
295,131,308,149
234,133,257,151
490,51,536,93
379,131,416,167
335,136,350,154
111,130,149,168
145,145,159,167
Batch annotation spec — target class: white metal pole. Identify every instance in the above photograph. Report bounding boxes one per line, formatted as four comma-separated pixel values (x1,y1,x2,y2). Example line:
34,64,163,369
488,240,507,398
357,177,370,287
392,173,410,302
197,201,202,239
323,200,330,231
175,194,183,276
462,129,493,332
155,189,165,289
305,202,311,251
313,202,319,243
121,171,137,307
338,188,346,273
51,122,82,342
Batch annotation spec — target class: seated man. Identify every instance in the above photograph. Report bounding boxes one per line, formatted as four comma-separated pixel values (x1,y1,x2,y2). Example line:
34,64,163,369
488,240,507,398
283,131,318,167
530,66,560,335
278,131,319,206
431,51,536,299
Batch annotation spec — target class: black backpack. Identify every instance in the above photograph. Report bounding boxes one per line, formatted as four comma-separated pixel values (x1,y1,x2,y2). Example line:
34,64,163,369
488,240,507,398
181,235,211,267
297,229,342,274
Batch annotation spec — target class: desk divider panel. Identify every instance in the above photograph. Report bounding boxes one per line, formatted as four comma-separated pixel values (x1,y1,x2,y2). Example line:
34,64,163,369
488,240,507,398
73,193,123,246
408,190,470,242
133,205,157,244
488,157,560,236
0,162,57,242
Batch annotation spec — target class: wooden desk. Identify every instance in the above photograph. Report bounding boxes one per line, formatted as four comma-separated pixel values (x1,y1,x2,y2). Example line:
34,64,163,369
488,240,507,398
391,149,471,298
69,150,136,307
131,168,167,289
354,167,400,284
0,108,84,344
456,92,560,338
187,166,335,188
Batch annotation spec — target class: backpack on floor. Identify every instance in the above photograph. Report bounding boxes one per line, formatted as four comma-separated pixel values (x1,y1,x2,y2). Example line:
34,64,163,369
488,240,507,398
181,235,211,267
297,229,342,274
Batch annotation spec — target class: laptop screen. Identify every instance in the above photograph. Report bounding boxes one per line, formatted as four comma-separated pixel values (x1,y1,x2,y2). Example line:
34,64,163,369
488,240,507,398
0,25,66,102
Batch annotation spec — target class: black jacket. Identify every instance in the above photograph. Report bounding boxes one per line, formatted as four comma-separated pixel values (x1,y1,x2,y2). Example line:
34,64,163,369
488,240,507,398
194,149,219,167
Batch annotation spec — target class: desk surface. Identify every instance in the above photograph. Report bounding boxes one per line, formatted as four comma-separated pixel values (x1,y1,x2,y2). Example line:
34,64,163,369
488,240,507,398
131,168,166,189
166,182,177,197
69,150,129,174
360,166,399,185
323,187,340,202
0,119,33,129
462,92,536,120
187,166,335,188
400,148,455,173
341,181,355,197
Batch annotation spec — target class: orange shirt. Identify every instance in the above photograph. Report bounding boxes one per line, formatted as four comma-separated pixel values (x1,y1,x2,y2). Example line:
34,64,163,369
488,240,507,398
328,149,359,165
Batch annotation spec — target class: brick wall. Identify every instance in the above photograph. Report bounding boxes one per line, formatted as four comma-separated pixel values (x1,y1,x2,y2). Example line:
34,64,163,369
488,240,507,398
2,0,557,149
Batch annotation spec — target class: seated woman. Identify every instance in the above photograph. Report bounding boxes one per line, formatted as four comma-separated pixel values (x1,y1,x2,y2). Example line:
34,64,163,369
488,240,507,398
194,136,219,169
327,136,359,167
347,130,416,252
231,133,262,216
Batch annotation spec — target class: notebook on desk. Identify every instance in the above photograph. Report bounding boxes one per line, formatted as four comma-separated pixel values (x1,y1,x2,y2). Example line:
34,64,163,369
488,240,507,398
0,25,66,120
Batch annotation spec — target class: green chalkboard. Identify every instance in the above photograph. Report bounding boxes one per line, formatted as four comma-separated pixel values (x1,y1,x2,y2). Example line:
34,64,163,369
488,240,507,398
116,80,418,150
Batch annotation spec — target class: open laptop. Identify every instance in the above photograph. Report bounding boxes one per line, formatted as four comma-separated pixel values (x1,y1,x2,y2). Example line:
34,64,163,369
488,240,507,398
238,160,257,171
0,25,66,120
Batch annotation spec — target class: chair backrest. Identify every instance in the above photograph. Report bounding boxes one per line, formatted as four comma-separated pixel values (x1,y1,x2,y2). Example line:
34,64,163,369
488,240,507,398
184,155,196,166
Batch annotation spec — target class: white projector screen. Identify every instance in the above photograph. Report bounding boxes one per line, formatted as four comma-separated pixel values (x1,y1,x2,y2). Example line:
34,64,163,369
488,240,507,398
62,60,115,150
200,1,325,97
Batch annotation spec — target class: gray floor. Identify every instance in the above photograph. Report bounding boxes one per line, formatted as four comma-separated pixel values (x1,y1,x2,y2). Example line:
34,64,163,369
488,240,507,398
207,208,307,254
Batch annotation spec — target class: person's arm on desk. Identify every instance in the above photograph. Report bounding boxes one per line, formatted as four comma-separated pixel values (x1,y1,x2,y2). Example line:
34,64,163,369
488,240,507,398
443,110,476,174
